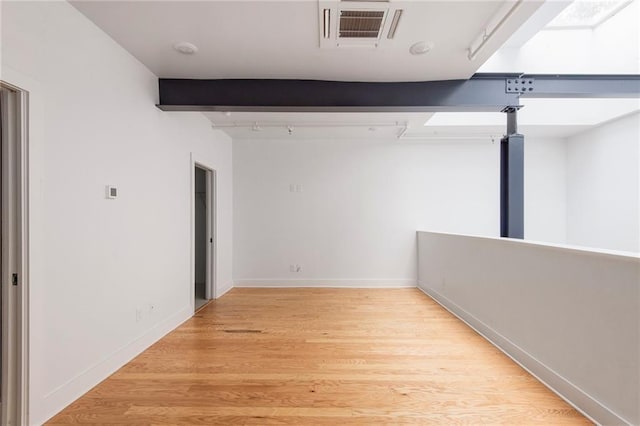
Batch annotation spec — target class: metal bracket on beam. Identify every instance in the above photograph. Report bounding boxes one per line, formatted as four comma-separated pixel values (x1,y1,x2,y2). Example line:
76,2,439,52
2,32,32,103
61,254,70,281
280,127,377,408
500,105,522,113
501,105,522,135
505,78,534,94
503,73,640,98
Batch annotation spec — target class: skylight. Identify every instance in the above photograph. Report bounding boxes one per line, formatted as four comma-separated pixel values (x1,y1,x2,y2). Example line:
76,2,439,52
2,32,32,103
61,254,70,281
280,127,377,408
547,0,633,28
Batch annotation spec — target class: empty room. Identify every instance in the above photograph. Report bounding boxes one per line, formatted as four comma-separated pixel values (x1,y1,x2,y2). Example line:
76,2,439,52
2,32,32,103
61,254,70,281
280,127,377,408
1,0,639,425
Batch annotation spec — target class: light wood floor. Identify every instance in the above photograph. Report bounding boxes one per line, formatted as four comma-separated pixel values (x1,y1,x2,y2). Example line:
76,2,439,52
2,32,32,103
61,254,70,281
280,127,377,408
49,288,590,425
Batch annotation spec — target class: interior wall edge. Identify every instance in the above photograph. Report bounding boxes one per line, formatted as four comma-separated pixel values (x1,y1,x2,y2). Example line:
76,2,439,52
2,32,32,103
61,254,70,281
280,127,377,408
217,280,234,298
416,285,626,426
234,279,417,288
35,305,193,425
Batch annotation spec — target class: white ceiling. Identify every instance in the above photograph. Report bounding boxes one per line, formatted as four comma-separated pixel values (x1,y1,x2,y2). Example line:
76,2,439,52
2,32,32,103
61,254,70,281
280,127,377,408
70,0,638,141
70,0,542,82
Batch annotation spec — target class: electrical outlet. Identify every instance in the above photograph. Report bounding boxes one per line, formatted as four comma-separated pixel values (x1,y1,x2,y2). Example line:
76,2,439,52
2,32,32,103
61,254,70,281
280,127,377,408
135,307,143,323
290,264,296,272
148,303,156,314
296,264,302,272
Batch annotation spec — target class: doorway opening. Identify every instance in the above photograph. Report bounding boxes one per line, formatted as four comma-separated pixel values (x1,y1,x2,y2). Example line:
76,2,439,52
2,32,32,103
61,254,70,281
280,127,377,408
193,164,216,312
1,82,28,425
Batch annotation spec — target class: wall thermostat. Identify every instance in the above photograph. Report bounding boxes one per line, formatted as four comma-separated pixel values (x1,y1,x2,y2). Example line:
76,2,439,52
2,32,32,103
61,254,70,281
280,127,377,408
106,185,118,199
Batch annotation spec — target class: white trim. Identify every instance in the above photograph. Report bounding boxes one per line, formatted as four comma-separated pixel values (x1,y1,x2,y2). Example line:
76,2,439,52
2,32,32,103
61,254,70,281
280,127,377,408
209,169,218,299
203,167,213,300
16,83,30,426
189,154,195,312
0,80,30,426
190,155,218,311
416,284,628,426
37,305,192,425
234,279,417,288
417,229,639,260
0,66,42,426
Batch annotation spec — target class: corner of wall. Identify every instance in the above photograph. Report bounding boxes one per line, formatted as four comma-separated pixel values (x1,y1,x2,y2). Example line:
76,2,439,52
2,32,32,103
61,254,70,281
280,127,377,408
32,306,193,425
416,285,626,426
217,281,234,298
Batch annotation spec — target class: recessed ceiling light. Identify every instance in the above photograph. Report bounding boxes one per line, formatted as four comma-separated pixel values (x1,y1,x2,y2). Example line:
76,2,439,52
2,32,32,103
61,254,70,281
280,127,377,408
173,42,199,55
410,41,434,55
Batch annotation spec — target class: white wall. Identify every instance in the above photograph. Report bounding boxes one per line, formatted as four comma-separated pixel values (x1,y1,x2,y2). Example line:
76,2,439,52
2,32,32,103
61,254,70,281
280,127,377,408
525,136,567,244
418,231,640,425
1,2,233,424
566,113,640,253
233,137,566,285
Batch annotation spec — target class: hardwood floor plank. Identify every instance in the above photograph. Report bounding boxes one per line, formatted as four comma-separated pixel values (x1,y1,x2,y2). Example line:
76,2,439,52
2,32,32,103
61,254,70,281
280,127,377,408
47,288,591,425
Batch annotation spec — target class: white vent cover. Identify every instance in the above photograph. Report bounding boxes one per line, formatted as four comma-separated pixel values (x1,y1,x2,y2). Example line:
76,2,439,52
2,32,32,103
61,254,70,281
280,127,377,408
339,10,385,38
319,1,403,48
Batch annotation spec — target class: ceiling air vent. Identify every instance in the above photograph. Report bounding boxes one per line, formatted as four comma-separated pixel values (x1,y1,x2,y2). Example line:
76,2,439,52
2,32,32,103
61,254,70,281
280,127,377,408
319,1,402,48
339,10,385,38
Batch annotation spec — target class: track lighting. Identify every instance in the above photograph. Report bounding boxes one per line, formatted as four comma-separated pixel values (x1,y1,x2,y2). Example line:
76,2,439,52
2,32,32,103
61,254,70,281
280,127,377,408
467,0,523,61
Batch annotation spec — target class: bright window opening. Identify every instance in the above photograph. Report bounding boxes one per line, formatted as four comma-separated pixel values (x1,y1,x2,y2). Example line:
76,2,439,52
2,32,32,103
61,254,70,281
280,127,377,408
546,0,633,29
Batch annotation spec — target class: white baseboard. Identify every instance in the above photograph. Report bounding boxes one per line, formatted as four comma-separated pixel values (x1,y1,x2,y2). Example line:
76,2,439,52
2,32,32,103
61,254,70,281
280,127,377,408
417,284,627,426
216,280,233,298
234,279,417,288
35,305,193,425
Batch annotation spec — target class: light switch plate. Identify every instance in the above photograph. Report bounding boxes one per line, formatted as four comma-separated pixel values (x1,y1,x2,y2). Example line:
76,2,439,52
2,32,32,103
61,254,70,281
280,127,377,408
106,185,118,199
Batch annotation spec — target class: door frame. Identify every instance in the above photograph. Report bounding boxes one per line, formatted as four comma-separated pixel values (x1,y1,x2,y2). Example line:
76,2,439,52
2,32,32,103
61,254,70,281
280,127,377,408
190,155,217,312
0,81,29,425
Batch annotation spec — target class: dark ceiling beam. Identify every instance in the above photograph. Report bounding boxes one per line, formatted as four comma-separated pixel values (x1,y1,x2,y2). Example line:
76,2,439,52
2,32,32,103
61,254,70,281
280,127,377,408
156,73,640,112
157,77,519,112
